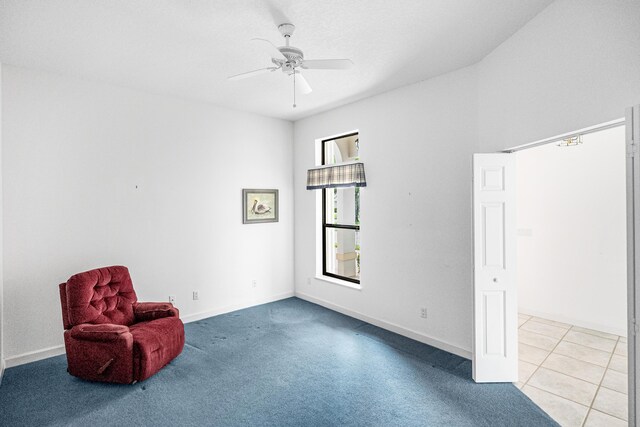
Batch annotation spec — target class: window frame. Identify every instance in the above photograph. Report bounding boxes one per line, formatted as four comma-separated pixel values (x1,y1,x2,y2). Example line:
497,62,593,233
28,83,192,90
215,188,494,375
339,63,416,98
321,132,360,284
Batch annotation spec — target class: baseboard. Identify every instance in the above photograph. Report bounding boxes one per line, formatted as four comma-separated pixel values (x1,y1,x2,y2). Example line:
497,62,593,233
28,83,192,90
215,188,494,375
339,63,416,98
3,291,295,369
519,308,627,337
0,358,5,386
295,291,472,360
180,291,295,324
4,345,65,369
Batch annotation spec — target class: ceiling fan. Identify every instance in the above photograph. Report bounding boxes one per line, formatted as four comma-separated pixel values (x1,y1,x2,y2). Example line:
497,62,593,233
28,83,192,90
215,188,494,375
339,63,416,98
228,23,354,107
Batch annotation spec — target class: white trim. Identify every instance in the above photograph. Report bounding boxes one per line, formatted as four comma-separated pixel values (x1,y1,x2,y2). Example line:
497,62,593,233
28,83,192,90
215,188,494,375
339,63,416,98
180,291,295,324
0,358,5,386
295,291,471,359
504,118,625,153
4,345,65,368
626,105,639,426
314,275,362,290
3,292,295,369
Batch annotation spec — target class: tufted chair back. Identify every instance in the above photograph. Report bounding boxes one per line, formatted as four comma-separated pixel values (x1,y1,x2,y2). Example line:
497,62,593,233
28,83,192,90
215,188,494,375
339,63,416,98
60,265,138,328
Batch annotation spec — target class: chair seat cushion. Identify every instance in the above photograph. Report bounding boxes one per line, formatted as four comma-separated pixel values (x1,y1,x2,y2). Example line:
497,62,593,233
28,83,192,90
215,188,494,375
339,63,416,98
130,317,185,381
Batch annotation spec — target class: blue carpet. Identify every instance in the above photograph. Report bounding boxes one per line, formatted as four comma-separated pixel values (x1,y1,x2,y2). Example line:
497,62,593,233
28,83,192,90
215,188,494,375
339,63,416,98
0,297,557,426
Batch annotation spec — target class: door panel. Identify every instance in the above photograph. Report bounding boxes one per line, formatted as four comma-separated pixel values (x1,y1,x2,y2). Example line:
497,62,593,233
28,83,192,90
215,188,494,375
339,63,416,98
473,153,517,383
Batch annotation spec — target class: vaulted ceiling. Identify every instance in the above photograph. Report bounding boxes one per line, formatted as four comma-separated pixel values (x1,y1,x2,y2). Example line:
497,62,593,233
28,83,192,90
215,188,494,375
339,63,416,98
0,0,553,121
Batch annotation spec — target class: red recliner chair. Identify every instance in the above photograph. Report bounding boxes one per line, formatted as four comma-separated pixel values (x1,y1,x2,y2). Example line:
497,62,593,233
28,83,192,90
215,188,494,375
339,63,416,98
58,265,185,383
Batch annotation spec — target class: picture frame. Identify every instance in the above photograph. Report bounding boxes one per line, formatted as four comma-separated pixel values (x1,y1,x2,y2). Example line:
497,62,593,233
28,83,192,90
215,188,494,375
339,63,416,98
242,189,279,224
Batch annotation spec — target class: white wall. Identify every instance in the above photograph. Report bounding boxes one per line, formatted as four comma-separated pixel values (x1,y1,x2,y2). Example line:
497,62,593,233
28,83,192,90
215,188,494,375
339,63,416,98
2,65,294,363
516,127,627,335
295,66,479,357
478,0,640,152
3,0,640,366
294,0,640,356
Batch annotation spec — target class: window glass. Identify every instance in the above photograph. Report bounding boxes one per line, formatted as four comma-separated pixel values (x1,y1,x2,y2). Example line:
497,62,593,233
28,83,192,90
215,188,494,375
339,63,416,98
325,187,359,226
321,133,360,284
325,228,360,280
323,136,359,165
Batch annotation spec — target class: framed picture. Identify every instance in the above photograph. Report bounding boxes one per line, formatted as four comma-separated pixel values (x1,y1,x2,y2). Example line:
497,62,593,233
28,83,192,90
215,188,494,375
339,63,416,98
242,189,279,224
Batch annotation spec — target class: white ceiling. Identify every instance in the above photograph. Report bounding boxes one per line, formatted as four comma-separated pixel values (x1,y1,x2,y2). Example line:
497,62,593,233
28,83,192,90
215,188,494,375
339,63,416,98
0,0,553,121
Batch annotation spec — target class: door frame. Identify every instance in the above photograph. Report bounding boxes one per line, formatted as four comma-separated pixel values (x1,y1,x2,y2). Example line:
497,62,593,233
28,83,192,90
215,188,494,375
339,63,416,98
626,105,639,426
474,115,636,425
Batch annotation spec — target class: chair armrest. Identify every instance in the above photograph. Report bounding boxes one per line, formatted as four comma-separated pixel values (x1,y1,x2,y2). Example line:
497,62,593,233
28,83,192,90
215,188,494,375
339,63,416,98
70,324,131,342
134,302,179,321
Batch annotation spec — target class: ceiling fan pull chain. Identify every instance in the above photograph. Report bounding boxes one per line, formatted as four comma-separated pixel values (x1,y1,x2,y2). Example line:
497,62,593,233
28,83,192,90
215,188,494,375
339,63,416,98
293,70,296,108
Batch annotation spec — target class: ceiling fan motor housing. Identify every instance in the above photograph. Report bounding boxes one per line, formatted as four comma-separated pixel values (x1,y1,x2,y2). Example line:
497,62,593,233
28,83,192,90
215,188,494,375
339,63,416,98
275,46,304,73
274,23,303,74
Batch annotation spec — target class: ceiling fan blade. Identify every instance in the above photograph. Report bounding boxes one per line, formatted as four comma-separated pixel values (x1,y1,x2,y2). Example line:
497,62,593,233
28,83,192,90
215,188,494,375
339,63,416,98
301,59,354,70
228,67,277,81
295,71,312,94
251,38,287,61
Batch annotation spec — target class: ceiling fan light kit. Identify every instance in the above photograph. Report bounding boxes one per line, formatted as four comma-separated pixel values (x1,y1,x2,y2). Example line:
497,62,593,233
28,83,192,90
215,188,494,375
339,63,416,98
228,23,354,108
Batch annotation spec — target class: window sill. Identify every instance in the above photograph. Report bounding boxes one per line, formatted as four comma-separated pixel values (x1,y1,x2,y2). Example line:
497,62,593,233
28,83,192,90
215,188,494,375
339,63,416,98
315,275,362,290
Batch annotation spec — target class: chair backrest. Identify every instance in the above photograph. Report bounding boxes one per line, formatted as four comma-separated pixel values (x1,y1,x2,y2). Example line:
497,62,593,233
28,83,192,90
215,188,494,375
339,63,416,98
59,266,138,329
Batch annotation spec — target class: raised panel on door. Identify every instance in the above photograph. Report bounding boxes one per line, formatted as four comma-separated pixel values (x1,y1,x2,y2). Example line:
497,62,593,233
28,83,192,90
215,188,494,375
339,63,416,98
482,202,506,270
482,291,506,357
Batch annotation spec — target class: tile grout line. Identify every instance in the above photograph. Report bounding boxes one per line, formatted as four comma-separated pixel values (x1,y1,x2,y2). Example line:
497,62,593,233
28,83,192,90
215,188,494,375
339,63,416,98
521,335,618,382
580,334,619,427
535,363,606,386
519,319,571,390
518,322,594,425
521,340,610,372
524,316,621,341
582,336,628,426
518,316,627,426
524,383,590,410
520,322,621,371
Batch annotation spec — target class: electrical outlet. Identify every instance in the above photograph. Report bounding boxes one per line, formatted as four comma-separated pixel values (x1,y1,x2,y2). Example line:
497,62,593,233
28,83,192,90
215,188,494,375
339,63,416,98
252,279,257,288
192,290,199,300
169,295,176,304
420,307,428,319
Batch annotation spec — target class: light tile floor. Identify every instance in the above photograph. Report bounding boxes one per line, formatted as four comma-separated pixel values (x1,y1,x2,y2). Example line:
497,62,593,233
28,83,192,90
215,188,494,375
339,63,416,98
517,314,628,427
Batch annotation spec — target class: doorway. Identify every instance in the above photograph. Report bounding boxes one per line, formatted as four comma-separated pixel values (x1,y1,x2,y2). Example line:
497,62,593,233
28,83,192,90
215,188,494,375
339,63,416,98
472,109,639,426
514,125,628,426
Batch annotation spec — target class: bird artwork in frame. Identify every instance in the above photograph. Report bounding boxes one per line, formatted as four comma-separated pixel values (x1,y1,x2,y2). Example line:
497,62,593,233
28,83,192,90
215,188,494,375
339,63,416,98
242,189,279,224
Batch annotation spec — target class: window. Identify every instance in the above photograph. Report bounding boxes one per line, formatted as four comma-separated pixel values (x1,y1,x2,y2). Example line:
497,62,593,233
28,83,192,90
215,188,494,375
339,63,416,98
322,133,360,284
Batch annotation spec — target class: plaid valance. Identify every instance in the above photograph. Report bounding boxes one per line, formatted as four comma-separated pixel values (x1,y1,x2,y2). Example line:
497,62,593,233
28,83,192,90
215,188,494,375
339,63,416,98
306,162,367,190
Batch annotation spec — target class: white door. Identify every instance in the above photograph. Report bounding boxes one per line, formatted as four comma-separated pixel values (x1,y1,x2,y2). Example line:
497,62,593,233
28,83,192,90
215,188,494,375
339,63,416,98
626,105,639,425
472,153,517,383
